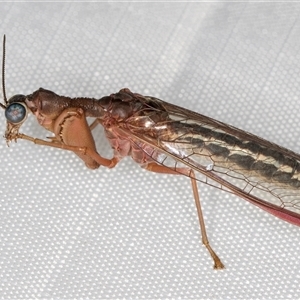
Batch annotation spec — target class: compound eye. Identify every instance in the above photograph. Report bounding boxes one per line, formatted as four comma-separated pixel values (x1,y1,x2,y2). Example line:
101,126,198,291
5,102,28,124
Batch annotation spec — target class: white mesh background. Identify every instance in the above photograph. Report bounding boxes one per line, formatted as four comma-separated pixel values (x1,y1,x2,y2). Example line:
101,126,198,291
1,3,300,299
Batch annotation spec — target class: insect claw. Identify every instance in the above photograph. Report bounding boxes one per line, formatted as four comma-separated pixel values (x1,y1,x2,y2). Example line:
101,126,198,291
214,261,225,270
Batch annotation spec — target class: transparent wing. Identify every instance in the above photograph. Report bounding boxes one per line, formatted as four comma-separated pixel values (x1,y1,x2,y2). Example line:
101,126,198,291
119,94,300,224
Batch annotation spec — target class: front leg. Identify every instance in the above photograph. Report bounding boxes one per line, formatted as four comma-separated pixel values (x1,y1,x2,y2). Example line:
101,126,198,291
17,133,119,169
18,107,119,169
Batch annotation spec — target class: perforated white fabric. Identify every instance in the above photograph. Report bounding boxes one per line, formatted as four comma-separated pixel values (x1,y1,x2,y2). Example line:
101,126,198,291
1,3,300,299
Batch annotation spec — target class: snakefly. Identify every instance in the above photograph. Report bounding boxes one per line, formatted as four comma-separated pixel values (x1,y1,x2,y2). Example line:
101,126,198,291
2,35,300,269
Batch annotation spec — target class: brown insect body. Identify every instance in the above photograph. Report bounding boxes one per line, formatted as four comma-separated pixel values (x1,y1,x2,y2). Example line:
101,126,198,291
7,87,300,226
3,36,300,269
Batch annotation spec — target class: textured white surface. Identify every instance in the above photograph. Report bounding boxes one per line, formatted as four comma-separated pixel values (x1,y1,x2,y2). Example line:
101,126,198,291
1,3,300,299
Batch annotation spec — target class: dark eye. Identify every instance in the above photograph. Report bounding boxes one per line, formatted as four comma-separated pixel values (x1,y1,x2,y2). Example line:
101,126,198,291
5,102,27,124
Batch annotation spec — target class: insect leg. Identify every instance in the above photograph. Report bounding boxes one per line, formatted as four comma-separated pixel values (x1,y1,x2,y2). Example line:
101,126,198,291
17,133,118,168
146,162,225,269
189,170,225,270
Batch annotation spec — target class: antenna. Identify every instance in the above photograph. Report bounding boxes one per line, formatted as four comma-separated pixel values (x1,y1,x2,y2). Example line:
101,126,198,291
1,34,7,109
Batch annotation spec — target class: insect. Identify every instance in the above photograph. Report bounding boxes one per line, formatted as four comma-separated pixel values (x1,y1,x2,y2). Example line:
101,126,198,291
2,36,300,270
